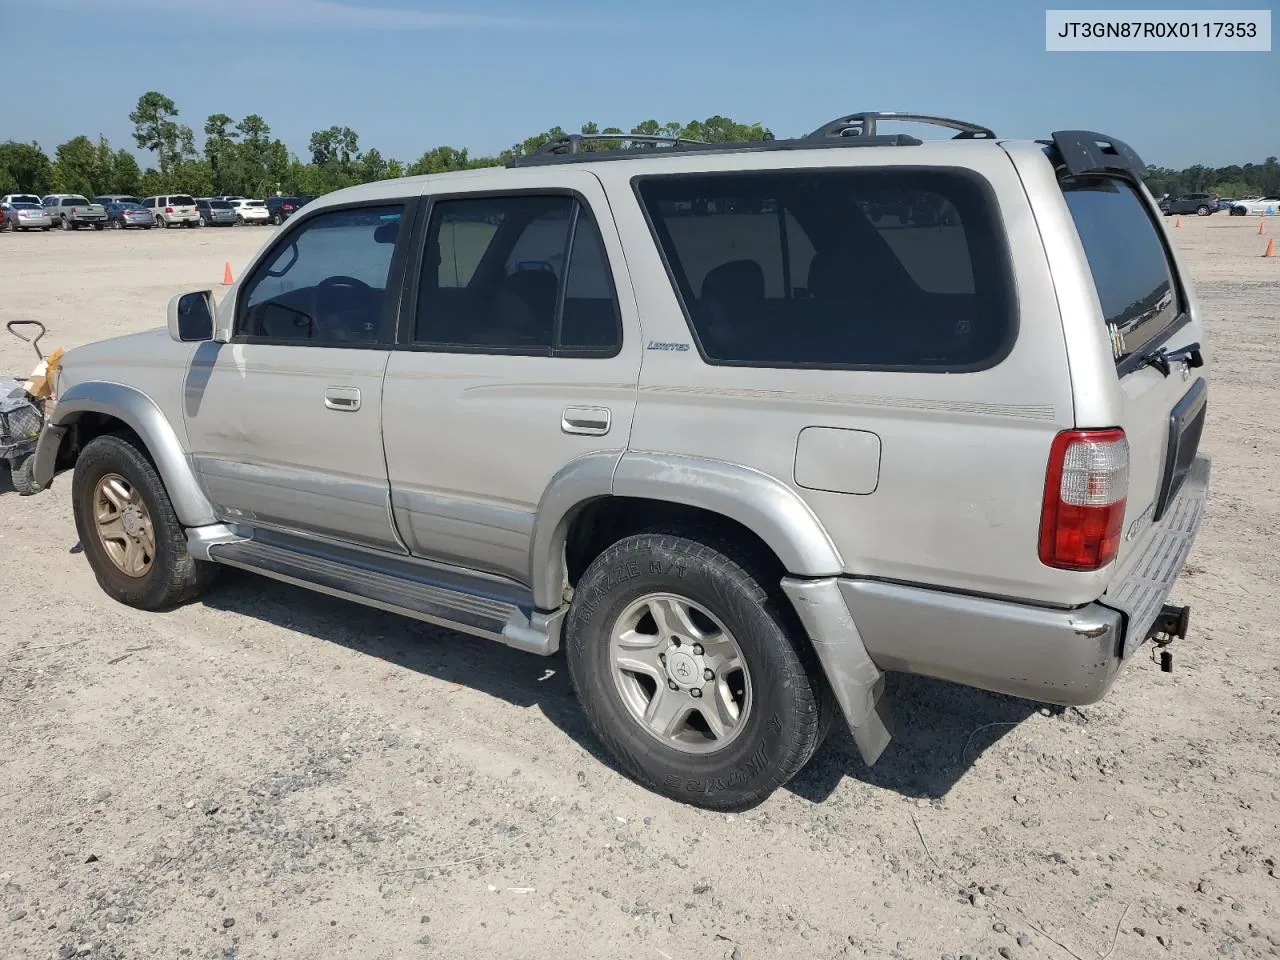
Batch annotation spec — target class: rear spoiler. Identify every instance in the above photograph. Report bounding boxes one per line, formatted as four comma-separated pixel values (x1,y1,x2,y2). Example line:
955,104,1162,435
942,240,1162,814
1048,130,1146,179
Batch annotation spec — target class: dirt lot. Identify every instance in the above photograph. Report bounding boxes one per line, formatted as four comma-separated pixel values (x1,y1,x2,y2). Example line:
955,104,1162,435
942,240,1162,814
1,218,1278,960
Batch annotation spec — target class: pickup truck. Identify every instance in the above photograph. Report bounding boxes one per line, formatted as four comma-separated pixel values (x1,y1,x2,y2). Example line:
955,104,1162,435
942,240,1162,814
42,195,108,230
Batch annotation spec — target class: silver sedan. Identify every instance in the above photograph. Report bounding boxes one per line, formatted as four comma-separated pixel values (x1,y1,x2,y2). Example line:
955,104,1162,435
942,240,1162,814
4,202,53,231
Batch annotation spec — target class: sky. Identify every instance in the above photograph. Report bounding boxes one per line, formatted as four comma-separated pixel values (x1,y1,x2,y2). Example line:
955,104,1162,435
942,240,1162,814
2,0,1276,171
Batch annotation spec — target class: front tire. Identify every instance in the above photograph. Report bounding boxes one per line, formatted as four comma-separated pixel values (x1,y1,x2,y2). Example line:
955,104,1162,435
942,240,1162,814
9,456,40,496
72,434,218,610
565,532,831,811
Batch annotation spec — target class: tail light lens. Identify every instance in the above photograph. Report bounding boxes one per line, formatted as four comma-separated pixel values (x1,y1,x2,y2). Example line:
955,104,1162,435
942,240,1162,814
165,206,174,213
1038,428,1129,571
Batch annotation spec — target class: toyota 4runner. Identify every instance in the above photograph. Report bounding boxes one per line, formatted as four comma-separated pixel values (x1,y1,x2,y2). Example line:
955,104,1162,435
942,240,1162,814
27,112,1211,810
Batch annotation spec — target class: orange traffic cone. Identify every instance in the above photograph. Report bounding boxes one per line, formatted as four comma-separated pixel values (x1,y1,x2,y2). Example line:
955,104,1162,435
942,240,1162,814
1174,216,1181,228
1264,238,1275,258
1259,218,1266,235
222,262,234,285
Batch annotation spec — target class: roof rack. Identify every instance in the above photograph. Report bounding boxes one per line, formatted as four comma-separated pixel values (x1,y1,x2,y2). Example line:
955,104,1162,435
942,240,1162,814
806,112,996,140
532,133,706,157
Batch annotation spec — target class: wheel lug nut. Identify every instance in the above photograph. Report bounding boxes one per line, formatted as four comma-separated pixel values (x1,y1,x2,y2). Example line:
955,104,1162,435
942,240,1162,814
659,653,666,663
690,688,702,698
668,680,679,691
692,643,703,655
703,669,714,681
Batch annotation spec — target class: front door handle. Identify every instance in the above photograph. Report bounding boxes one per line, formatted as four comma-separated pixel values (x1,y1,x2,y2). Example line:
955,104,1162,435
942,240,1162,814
324,386,361,412
562,406,611,436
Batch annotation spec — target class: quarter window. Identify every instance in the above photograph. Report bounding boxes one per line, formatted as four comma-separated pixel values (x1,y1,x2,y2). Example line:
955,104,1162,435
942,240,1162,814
636,169,1014,369
415,194,621,355
238,205,405,344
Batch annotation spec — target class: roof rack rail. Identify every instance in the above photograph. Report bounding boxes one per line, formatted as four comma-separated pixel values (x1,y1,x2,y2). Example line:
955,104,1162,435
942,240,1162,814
536,133,705,156
807,112,996,141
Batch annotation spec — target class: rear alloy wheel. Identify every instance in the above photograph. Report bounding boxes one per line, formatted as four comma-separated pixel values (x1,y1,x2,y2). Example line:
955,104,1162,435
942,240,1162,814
72,434,218,609
60,216,72,231
158,216,168,229
565,532,832,811
1196,205,1211,216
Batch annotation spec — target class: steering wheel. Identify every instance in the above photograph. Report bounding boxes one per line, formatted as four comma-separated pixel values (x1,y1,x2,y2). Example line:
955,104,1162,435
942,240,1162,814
310,275,374,341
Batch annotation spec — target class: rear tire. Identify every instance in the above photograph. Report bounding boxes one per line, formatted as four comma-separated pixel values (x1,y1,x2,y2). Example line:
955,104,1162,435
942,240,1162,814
72,434,219,610
1196,205,1211,216
93,223,104,230
565,532,831,811
60,216,71,231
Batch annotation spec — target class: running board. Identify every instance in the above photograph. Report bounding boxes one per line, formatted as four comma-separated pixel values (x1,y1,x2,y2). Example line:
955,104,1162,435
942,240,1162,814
205,539,564,655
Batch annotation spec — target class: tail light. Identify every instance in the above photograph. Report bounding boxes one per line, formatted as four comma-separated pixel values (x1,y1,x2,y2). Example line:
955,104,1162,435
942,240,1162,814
1038,428,1129,571
165,206,174,213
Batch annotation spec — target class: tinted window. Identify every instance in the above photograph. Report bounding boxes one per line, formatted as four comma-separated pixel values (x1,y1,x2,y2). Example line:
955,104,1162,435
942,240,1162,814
414,195,620,355
636,169,1013,369
172,195,195,205
1061,177,1180,365
246,200,266,208
210,200,233,210
239,205,404,344
64,196,90,206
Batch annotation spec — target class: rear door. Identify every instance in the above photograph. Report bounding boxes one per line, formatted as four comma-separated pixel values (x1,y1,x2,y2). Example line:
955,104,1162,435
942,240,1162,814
1058,174,1208,571
381,172,641,584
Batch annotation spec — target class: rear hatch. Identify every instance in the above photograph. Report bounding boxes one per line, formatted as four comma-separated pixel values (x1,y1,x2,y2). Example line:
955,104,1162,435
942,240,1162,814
1059,174,1207,573
170,196,197,216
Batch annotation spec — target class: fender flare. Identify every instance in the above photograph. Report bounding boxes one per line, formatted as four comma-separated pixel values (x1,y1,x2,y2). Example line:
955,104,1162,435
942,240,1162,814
527,450,845,611
40,381,218,527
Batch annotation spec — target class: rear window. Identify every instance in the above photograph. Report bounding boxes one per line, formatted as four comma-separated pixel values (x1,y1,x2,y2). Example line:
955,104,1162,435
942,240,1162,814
172,195,195,206
635,168,1015,370
63,197,90,206
210,200,232,209
1061,177,1181,366
247,200,266,207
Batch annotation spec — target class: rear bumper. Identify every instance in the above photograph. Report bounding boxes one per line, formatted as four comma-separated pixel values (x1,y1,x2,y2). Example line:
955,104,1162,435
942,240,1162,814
788,455,1210,720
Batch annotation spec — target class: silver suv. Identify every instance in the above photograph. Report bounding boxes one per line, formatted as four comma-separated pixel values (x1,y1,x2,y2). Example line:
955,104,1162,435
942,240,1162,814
28,113,1210,810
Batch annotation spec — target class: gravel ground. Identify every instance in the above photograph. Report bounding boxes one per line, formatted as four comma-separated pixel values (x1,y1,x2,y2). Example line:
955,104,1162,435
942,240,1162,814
1,217,1277,960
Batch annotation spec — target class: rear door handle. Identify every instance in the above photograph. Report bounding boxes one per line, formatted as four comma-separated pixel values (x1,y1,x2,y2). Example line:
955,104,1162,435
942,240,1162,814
562,406,611,436
324,386,361,412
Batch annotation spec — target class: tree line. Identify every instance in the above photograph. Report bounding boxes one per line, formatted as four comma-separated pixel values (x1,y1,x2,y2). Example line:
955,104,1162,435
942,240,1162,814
2,90,1277,200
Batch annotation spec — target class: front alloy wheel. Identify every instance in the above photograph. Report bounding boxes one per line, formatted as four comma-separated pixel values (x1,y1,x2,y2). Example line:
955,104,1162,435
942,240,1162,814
92,472,156,577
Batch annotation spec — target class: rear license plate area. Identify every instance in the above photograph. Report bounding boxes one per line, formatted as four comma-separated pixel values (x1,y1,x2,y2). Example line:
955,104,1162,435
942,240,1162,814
1154,377,1207,521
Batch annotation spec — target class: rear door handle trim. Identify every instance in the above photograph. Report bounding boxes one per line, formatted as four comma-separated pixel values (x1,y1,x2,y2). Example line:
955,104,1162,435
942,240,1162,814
324,386,361,412
562,406,611,436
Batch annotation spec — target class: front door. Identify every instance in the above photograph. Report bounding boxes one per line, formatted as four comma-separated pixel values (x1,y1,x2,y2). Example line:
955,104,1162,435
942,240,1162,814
183,200,417,552
381,175,641,584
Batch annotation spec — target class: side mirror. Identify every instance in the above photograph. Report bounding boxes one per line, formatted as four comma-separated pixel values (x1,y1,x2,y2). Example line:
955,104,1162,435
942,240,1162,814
168,290,215,342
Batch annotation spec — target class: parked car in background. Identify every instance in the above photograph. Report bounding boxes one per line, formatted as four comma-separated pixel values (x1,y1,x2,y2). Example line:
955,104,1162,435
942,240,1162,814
93,194,141,207
2,193,44,210
105,201,155,230
1158,193,1219,216
195,198,238,227
1227,195,1280,216
229,198,271,225
263,195,305,224
4,201,53,231
142,195,200,229
42,195,108,230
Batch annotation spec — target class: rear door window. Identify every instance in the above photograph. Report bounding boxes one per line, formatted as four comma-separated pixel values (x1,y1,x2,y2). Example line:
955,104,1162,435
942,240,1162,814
1061,177,1181,368
635,169,1014,370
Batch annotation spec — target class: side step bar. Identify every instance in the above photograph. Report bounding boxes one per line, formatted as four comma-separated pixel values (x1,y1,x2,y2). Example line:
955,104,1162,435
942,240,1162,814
205,538,564,656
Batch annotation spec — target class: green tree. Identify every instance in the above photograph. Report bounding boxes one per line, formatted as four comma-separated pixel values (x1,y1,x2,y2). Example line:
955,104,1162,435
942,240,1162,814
129,91,183,177
204,112,237,194
358,147,388,183
109,150,142,195
53,135,101,195
407,145,472,175
0,140,54,193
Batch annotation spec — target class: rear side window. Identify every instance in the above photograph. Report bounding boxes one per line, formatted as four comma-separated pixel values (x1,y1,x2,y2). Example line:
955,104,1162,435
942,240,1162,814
414,194,621,356
1061,177,1180,366
635,169,1014,370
